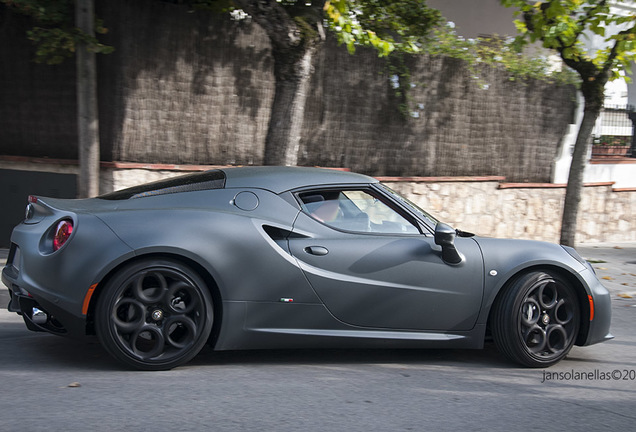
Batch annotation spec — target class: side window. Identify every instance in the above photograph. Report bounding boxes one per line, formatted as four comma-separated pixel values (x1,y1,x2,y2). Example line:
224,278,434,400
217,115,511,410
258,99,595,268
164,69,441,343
298,189,419,234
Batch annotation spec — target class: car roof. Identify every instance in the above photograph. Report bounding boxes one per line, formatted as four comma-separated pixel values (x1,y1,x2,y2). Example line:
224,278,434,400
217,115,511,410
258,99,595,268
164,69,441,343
221,166,377,193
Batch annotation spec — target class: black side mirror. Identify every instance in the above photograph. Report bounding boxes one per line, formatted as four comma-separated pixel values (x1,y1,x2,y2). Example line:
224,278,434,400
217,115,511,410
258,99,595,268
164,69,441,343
434,223,464,265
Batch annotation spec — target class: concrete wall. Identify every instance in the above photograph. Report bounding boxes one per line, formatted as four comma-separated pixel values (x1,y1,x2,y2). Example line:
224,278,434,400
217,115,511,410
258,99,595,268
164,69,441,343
1,160,633,245
584,159,636,189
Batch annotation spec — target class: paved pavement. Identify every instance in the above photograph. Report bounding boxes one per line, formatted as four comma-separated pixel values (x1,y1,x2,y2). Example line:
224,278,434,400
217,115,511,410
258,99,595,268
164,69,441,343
576,242,636,298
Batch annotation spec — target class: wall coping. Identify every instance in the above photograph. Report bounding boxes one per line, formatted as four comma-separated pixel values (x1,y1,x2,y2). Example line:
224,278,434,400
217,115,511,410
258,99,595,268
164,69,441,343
498,181,615,189
590,157,636,165
613,187,636,192
0,157,632,193
376,176,506,182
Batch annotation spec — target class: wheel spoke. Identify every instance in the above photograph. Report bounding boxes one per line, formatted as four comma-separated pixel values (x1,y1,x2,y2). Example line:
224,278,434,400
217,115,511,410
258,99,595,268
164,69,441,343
130,325,166,359
546,324,568,353
554,298,573,325
164,316,198,349
538,281,558,309
521,324,547,353
133,271,168,304
112,298,146,333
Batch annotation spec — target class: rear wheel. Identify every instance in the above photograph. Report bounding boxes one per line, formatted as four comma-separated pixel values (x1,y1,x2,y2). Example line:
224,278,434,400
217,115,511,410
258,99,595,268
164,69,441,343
491,270,580,367
95,259,213,370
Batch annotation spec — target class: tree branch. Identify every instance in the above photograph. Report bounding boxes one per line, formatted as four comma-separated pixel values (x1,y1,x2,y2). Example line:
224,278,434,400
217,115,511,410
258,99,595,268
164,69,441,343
601,26,635,77
573,0,607,41
233,0,326,50
233,0,302,49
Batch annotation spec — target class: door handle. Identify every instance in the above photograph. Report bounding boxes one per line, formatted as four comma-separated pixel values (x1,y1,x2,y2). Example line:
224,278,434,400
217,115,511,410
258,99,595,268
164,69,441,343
304,246,329,256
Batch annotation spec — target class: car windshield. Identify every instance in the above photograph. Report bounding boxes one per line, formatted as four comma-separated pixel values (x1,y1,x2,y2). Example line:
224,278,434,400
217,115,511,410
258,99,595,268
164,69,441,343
377,183,439,227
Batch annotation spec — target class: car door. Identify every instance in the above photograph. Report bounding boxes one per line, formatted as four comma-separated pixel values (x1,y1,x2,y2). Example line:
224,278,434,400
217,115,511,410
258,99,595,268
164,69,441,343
287,187,484,331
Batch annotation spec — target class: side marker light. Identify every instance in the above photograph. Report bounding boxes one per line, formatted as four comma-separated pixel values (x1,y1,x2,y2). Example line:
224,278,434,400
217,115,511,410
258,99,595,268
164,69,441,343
82,284,98,315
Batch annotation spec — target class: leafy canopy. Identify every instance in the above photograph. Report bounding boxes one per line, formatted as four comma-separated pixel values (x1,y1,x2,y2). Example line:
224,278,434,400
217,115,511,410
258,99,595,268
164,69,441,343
324,0,442,56
2,0,113,64
501,0,636,82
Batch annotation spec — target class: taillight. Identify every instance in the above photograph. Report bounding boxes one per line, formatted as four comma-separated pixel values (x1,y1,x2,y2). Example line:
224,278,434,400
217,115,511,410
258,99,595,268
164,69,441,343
53,219,74,251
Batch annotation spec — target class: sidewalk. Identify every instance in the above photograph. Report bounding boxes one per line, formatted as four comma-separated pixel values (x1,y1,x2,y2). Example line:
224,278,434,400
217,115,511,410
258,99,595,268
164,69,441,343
577,242,636,298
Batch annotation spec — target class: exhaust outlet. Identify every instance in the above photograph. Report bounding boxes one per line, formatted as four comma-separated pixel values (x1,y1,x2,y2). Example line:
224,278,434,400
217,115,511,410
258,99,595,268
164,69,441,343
32,307,48,325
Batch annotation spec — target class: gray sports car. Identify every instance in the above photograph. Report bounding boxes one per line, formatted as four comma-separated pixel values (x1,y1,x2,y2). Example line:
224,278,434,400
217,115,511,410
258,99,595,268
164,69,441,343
2,167,612,370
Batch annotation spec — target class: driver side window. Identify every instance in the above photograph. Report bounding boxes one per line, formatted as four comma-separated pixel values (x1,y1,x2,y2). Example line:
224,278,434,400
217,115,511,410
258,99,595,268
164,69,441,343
298,189,419,234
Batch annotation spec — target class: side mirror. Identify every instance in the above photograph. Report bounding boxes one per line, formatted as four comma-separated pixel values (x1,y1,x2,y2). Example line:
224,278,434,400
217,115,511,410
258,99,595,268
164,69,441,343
434,223,464,265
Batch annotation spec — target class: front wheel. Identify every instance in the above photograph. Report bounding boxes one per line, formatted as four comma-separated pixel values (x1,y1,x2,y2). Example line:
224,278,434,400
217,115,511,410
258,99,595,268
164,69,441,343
95,259,214,370
491,270,580,367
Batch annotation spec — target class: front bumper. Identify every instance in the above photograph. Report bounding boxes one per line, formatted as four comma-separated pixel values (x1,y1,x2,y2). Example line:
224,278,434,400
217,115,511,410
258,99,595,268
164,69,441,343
579,265,613,346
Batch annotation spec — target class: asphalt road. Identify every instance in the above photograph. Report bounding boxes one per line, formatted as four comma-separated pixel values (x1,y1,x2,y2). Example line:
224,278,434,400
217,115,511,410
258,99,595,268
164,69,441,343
0,244,635,431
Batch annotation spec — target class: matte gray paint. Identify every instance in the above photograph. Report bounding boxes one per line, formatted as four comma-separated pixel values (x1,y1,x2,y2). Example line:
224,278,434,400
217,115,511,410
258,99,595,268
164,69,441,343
289,211,484,331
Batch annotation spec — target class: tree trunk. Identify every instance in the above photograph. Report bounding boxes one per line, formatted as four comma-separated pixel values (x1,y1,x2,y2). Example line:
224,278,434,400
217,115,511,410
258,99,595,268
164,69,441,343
559,103,601,246
76,0,100,197
233,0,325,166
264,46,316,165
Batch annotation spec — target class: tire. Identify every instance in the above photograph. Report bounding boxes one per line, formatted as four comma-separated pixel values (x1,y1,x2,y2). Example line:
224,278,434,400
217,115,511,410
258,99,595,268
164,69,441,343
95,258,214,370
491,270,580,368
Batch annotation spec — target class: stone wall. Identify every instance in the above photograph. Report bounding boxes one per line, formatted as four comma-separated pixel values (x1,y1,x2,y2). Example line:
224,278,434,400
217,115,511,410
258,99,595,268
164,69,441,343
106,167,636,244
386,178,636,244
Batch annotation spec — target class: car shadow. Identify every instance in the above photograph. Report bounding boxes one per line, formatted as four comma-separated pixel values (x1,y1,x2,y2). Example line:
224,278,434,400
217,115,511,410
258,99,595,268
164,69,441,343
189,342,514,370
0,326,515,371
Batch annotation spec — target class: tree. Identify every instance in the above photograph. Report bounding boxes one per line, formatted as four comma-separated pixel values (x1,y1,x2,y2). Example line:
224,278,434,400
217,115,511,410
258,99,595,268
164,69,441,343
3,0,113,197
500,0,636,246
228,0,441,165
75,0,100,198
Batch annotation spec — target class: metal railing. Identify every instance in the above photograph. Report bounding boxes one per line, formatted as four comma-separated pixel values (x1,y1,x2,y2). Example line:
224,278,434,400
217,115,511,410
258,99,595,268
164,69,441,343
591,105,635,158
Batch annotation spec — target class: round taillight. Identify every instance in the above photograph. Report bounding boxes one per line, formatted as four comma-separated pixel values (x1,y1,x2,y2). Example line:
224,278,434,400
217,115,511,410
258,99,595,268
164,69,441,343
53,219,74,251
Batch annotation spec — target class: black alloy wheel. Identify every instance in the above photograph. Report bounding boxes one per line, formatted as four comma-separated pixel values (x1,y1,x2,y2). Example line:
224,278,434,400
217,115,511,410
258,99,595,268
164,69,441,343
95,259,214,370
491,270,580,367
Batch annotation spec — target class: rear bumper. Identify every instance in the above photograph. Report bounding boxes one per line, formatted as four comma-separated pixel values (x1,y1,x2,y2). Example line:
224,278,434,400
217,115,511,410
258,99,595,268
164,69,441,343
3,249,87,338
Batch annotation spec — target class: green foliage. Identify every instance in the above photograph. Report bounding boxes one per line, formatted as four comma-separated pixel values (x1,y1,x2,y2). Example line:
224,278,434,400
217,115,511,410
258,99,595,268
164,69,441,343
500,0,636,83
2,0,113,64
324,0,442,56
322,0,443,117
323,1,579,117
425,22,580,86
594,135,631,146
